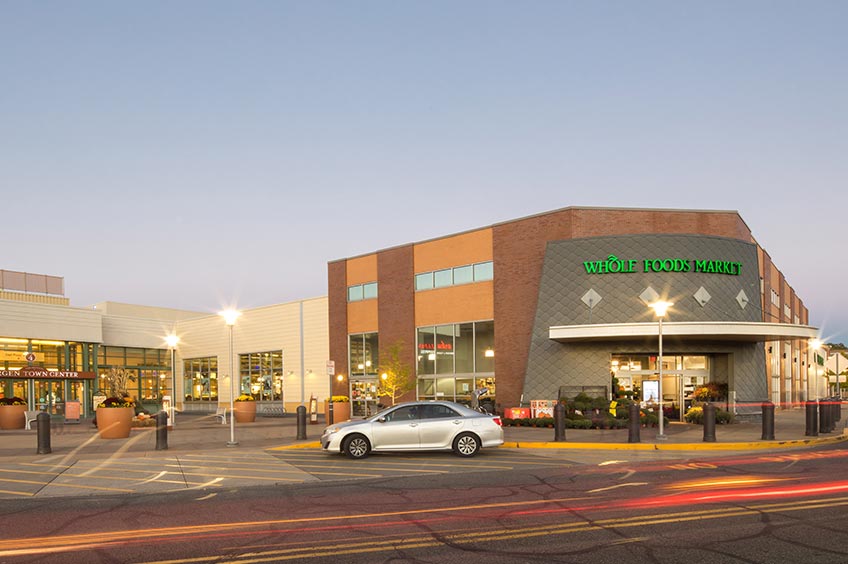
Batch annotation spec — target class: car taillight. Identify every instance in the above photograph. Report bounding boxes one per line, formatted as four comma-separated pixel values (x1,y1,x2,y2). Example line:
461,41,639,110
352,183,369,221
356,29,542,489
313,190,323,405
492,416,502,426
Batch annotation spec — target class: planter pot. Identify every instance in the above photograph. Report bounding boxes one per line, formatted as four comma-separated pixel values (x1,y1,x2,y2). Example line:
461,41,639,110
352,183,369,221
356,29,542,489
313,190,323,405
0,404,26,430
324,401,350,424
97,407,133,439
234,401,257,423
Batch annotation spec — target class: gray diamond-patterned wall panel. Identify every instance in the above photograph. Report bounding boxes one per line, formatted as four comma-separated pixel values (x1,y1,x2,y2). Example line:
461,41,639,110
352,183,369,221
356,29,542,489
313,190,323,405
522,234,766,403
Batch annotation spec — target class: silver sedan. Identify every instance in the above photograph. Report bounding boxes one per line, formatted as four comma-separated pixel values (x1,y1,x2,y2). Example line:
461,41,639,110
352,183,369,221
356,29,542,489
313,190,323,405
321,400,504,459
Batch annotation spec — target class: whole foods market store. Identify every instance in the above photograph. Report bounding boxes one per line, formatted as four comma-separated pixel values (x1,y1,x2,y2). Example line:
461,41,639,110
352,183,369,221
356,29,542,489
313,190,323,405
546,321,819,417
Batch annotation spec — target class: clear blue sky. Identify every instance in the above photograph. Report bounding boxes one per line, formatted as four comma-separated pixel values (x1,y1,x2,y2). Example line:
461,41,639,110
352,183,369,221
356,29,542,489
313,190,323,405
2,1,846,343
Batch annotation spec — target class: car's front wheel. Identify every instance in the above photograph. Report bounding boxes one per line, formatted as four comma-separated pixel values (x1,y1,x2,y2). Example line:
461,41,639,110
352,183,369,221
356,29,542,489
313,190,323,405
343,434,371,459
452,432,481,457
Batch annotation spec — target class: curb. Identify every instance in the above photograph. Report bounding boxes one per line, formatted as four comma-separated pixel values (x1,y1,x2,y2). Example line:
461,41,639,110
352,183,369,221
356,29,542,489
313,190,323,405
502,433,848,451
270,442,322,450
270,434,848,452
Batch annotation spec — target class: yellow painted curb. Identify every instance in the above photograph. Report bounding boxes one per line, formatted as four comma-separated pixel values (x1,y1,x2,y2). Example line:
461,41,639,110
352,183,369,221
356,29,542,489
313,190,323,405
269,442,321,450
501,434,848,451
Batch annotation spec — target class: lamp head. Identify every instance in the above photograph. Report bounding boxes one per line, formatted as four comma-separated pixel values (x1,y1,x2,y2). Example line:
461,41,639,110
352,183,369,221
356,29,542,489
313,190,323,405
649,300,674,318
219,309,241,326
165,334,180,348
811,339,823,351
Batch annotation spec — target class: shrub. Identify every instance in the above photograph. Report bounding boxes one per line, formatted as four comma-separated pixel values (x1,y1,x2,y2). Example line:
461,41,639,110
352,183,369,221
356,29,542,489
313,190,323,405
570,419,592,429
572,392,593,412
0,396,26,406
685,406,735,424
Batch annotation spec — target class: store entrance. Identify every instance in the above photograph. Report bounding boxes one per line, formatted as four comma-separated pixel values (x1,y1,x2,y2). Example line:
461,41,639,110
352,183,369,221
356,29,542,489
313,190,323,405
351,378,380,417
611,354,710,421
34,380,65,415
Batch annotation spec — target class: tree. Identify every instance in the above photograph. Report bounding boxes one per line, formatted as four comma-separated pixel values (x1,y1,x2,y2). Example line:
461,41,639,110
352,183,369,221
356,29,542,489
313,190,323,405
377,341,414,405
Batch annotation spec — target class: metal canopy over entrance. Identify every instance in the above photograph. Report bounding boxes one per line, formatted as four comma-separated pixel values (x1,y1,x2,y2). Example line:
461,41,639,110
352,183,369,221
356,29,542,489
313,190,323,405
549,322,818,343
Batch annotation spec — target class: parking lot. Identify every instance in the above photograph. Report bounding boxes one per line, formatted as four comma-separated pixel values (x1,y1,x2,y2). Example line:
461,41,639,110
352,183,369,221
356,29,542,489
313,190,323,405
0,446,578,499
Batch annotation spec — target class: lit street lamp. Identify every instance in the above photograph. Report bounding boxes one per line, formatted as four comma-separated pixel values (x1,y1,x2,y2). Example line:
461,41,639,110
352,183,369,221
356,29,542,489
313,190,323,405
220,309,241,447
649,300,674,441
165,333,179,427
811,339,824,400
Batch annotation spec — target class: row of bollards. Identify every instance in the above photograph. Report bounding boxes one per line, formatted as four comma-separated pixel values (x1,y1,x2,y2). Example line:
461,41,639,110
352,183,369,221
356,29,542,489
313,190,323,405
32,398,840,455
805,398,842,437
33,407,319,455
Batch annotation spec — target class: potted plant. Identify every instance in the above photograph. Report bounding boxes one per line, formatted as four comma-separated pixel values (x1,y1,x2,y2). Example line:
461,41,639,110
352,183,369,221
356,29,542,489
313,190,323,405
96,396,135,439
324,395,350,423
234,394,257,423
0,396,27,430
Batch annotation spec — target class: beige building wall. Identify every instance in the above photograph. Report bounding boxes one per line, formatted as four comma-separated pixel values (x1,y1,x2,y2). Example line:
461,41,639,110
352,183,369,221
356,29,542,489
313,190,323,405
175,296,329,413
0,300,102,343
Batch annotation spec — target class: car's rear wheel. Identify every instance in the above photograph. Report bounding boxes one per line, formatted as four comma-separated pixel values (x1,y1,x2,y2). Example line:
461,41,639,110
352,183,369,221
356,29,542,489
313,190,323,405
343,434,370,459
452,432,481,457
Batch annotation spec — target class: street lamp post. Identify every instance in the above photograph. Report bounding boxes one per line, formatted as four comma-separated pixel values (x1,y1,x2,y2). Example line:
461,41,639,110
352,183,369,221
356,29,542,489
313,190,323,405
165,334,179,427
220,309,241,447
649,301,674,441
811,339,823,400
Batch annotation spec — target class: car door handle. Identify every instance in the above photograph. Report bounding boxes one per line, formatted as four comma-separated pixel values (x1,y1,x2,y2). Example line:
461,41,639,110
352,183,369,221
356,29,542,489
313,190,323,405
409,423,418,427
453,420,462,424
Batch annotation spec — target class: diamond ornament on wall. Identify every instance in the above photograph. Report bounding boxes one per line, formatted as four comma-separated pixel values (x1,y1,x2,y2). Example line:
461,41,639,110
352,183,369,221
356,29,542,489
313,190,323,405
736,290,750,309
694,286,711,307
582,289,602,309
640,286,660,305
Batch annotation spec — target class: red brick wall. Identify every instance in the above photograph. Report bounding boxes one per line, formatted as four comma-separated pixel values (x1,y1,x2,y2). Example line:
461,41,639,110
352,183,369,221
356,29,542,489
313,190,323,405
328,260,348,397
492,208,752,409
377,245,417,403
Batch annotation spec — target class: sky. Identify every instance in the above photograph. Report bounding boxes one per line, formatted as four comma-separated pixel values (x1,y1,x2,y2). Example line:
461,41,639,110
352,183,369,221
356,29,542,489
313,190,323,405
1,1,846,344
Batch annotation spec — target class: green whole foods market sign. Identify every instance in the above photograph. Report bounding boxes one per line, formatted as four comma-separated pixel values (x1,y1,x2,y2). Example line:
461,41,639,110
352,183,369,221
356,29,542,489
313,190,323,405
584,255,742,276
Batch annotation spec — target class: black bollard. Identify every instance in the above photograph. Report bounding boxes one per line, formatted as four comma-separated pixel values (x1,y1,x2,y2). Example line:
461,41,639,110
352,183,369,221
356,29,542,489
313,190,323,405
628,402,641,443
553,402,566,442
703,402,716,442
831,399,839,432
834,398,842,423
296,405,307,440
155,411,168,450
805,400,818,436
36,412,51,455
761,401,775,440
819,399,832,433
328,402,334,425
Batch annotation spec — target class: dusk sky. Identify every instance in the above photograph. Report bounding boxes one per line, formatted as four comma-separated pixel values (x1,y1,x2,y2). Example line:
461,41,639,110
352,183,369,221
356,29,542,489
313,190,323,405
2,2,846,343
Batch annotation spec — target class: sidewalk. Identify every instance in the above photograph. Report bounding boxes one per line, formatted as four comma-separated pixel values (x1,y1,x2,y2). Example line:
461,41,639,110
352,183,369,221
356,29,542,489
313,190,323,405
501,405,848,451
1,405,845,462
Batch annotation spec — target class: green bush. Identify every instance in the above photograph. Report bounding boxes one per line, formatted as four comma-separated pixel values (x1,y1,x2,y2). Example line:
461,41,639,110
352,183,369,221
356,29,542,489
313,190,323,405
684,406,735,424
572,392,593,412
569,419,592,429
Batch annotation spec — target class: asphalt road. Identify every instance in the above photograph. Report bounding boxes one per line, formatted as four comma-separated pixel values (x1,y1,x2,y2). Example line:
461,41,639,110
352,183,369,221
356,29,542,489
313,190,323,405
2,444,848,563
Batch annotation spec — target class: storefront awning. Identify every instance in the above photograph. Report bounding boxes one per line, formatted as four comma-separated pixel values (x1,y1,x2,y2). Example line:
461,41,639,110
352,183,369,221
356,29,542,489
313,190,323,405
549,322,819,343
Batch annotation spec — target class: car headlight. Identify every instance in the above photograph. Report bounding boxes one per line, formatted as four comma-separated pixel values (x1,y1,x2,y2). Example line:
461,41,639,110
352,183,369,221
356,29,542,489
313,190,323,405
323,426,341,435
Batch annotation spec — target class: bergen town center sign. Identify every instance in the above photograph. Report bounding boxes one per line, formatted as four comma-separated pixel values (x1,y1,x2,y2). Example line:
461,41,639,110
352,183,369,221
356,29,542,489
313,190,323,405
0,366,96,379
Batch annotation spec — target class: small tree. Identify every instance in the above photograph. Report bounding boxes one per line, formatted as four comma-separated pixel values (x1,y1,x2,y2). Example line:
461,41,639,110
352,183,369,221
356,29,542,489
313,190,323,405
377,341,414,405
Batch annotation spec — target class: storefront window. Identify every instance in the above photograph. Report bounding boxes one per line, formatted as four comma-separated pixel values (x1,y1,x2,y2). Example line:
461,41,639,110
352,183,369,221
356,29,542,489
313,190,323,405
474,321,494,373
417,327,435,375
454,323,474,374
183,357,218,401
349,333,378,376
435,325,454,375
239,351,284,401
415,320,495,403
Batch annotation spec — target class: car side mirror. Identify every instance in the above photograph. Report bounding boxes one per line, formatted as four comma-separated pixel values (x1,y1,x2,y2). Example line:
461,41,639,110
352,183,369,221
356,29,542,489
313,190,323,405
377,416,387,423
